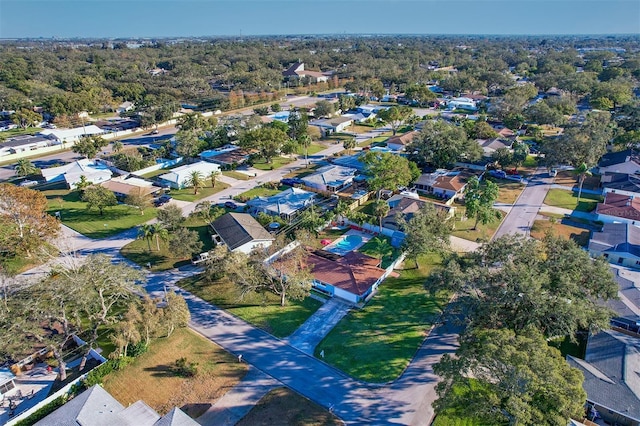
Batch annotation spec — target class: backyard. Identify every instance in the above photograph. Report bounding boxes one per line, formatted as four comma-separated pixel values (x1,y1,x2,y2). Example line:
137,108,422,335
178,274,322,338
235,387,342,426
543,189,602,212
102,328,247,418
315,254,447,382
120,216,214,271
44,189,157,239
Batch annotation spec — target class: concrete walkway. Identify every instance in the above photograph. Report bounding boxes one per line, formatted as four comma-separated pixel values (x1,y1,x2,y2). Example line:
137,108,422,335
551,184,602,195
197,368,281,426
538,204,599,221
283,298,352,355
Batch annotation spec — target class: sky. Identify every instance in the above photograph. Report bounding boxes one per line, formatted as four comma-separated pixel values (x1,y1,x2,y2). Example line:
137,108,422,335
0,0,638,39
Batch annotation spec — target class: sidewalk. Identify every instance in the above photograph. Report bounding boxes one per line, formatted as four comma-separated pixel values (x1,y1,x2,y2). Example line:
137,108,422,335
283,297,352,355
538,204,598,221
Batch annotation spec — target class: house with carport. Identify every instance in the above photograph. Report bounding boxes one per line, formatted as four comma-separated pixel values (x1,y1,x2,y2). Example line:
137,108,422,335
247,187,315,222
100,175,161,201
41,159,112,188
158,161,220,189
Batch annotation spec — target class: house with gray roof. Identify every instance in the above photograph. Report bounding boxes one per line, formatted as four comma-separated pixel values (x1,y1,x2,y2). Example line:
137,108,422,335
601,172,640,197
210,212,274,254
247,187,315,222
0,135,52,157
589,223,640,269
301,164,356,193
567,329,640,426
599,149,640,175
605,268,640,335
35,384,198,426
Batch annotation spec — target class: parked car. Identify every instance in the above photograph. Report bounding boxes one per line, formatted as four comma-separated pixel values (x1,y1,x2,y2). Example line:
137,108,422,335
154,195,172,206
19,180,39,187
489,170,507,179
224,201,238,209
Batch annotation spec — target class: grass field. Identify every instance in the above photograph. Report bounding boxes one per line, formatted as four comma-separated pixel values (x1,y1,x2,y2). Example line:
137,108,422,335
169,182,230,202
236,387,342,426
282,164,320,179
297,142,326,156
0,126,40,138
452,207,505,243
120,216,213,270
179,274,321,338
315,254,446,382
530,218,590,247
44,189,157,239
252,156,293,171
543,189,602,212
431,381,492,426
102,328,247,418
222,170,252,180
235,184,287,201
492,179,525,204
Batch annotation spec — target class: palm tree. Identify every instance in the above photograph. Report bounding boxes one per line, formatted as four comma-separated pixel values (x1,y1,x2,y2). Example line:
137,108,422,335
15,159,37,177
74,175,92,191
299,134,312,167
185,170,204,195
151,223,169,251
138,224,154,252
574,162,592,202
112,140,124,153
373,200,390,233
343,137,356,155
209,169,221,188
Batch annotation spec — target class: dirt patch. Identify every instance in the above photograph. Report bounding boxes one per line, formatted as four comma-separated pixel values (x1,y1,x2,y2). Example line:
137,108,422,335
530,218,590,247
554,171,600,191
102,328,247,417
235,387,343,426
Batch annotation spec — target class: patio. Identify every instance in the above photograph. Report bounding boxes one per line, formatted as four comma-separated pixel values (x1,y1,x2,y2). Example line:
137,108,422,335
0,363,57,424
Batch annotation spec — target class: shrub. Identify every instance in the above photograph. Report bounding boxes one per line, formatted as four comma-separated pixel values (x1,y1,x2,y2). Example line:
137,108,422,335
174,357,198,377
126,342,148,358
83,357,134,387
15,396,67,426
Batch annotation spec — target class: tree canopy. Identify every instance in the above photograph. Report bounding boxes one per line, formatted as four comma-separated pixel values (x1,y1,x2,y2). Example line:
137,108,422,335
409,120,481,169
362,151,420,198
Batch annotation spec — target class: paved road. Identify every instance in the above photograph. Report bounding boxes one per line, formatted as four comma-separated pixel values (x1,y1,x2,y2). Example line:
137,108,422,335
493,168,555,240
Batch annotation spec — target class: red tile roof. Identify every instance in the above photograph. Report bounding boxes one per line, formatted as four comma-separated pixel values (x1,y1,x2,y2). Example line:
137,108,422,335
305,250,386,296
387,131,419,147
596,193,640,221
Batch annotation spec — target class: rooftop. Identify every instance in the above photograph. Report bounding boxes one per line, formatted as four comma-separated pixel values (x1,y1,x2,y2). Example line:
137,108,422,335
210,212,274,251
596,193,640,221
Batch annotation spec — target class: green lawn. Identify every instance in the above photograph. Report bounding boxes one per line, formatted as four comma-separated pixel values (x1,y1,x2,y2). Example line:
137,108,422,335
120,217,214,271
139,168,169,179
359,235,402,269
179,274,321,338
431,380,495,426
234,184,287,202
222,170,252,180
0,126,40,138
44,189,158,239
543,189,602,212
523,155,538,168
169,182,230,202
297,142,325,156
252,156,293,171
282,164,320,179
315,254,447,382
452,207,505,243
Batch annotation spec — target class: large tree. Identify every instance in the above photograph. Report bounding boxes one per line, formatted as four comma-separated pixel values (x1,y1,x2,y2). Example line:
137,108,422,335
125,187,153,215
72,135,108,159
377,106,414,135
409,120,481,169
434,327,587,426
14,158,38,177
157,204,185,231
168,227,203,259
362,151,420,199
401,203,453,268
241,126,290,164
0,184,59,259
463,176,500,230
11,108,41,129
81,185,117,216
427,234,617,338
404,84,437,106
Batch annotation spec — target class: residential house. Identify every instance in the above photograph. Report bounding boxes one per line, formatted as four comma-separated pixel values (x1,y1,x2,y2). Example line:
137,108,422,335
34,384,198,426
604,267,640,335
282,62,329,83
386,131,418,152
158,161,220,189
200,147,253,168
446,97,478,111
304,249,387,304
100,175,161,200
116,101,135,114
41,159,112,188
209,212,274,254
341,112,369,123
414,169,480,201
596,193,640,225
382,194,455,231
601,172,640,197
599,149,640,175
589,223,640,269
0,135,53,157
566,330,640,426
39,125,105,145
477,137,513,156
331,152,367,172
301,165,357,193
309,117,353,136
0,368,15,396
247,187,315,221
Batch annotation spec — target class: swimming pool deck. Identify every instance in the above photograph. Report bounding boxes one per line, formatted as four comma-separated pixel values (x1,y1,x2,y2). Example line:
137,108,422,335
323,229,370,256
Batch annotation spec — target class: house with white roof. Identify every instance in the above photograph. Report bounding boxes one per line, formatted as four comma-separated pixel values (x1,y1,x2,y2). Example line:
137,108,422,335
40,159,112,188
0,135,53,157
247,187,315,221
158,161,220,189
301,165,357,193
39,125,104,145
309,117,353,136
446,97,478,111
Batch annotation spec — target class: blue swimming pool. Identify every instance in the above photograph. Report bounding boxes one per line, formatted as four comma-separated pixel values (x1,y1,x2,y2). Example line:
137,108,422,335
325,234,364,255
